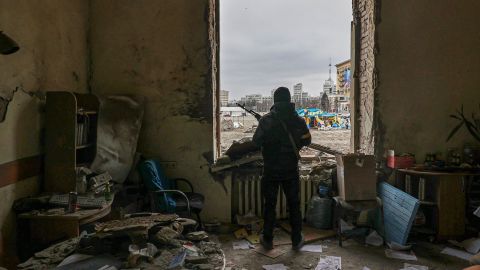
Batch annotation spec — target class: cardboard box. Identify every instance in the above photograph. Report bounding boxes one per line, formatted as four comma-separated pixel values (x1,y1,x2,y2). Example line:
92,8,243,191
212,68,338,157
336,154,376,201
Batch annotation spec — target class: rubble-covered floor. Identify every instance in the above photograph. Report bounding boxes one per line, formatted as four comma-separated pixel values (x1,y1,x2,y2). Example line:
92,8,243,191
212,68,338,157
215,233,470,270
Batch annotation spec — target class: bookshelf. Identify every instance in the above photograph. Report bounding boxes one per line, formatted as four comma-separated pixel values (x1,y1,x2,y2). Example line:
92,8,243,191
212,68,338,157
44,91,99,192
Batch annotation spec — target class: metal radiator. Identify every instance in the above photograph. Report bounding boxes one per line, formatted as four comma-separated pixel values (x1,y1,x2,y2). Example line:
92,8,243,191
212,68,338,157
231,169,317,222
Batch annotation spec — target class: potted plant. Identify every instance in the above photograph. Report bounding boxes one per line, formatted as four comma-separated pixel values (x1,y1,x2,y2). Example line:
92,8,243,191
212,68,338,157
447,105,480,143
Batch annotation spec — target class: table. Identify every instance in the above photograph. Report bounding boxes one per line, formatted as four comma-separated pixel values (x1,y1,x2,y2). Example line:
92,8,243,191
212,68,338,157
395,169,478,239
19,199,112,245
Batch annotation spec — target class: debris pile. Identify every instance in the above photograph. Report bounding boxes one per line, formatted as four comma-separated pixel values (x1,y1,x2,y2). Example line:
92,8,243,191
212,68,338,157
18,213,225,269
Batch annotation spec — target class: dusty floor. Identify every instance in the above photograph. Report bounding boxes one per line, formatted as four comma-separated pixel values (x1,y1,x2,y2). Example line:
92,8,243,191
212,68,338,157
221,115,351,154
211,228,470,270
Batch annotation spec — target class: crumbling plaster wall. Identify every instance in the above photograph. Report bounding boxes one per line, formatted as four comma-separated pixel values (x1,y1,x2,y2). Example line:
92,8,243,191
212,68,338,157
376,0,480,161
0,0,89,264
89,0,230,222
352,0,377,155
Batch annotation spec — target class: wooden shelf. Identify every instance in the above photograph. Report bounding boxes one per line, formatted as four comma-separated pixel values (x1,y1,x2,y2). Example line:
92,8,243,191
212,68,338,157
45,91,99,193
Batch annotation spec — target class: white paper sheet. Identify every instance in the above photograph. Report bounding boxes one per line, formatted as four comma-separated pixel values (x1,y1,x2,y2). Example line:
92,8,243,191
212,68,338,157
262,264,288,270
315,256,341,270
300,244,323,253
233,240,253,250
461,238,480,254
441,247,473,261
385,249,417,261
365,230,383,246
474,206,480,218
340,219,355,232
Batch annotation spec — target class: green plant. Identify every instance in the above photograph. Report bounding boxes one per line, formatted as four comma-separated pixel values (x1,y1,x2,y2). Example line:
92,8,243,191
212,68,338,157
447,105,480,143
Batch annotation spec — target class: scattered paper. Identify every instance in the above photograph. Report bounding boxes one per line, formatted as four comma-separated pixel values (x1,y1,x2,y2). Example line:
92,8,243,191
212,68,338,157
233,240,253,250
262,264,288,270
385,249,417,261
387,242,412,251
340,219,355,232
300,244,323,253
315,256,341,270
441,247,473,261
365,230,383,246
402,263,428,270
474,206,480,218
461,238,480,254
362,267,370,270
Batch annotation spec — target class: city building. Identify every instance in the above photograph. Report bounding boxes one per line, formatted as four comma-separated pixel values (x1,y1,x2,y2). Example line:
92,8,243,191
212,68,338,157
334,60,351,113
220,90,229,106
322,60,336,96
293,83,303,102
335,60,351,95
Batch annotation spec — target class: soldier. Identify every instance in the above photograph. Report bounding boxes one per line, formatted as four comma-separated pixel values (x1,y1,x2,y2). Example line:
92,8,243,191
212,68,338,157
253,87,312,250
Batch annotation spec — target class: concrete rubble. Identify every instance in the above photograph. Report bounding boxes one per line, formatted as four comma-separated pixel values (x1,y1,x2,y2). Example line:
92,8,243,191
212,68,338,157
18,213,225,269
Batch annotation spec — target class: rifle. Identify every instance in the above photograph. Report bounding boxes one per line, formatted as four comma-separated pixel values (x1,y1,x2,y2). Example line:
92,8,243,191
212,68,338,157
308,143,344,156
236,103,262,121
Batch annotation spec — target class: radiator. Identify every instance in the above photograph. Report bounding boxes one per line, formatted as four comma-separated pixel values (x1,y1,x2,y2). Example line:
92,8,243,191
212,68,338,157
231,169,317,222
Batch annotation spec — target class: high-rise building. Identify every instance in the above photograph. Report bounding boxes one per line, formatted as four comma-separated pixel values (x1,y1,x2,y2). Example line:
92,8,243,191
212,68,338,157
293,83,303,101
220,90,229,106
322,59,336,95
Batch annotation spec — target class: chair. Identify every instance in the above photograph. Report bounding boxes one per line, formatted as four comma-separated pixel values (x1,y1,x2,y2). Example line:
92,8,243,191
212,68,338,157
139,159,204,227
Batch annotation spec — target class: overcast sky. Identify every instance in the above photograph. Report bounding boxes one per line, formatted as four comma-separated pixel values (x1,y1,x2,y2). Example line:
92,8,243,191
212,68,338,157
220,0,352,99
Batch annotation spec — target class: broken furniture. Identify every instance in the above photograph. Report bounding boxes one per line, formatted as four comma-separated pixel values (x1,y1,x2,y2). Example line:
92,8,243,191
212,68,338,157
333,196,382,247
378,182,419,245
395,168,478,239
18,194,113,247
44,91,99,192
140,159,205,227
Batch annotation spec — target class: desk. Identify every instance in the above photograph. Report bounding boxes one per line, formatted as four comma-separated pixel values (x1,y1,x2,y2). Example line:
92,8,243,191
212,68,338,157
395,169,477,239
19,200,112,245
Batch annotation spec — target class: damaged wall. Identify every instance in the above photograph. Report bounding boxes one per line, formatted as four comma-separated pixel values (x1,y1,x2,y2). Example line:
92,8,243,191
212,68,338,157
0,0,89,265
89,0,230,222
376,0,480,161
352,0,377,155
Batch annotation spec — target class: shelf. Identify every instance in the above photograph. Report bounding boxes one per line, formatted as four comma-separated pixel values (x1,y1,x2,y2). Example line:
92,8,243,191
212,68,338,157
76,143,93,150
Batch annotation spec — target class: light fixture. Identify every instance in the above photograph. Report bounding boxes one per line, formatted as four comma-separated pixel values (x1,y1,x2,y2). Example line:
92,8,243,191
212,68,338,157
0,31,19,55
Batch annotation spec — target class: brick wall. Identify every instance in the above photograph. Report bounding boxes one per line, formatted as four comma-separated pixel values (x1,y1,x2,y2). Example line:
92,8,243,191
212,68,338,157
352,0,378,155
